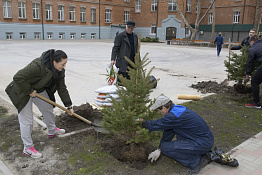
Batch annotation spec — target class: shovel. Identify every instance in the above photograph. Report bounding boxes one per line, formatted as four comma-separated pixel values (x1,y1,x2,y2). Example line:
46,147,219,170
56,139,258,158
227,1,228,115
35,93,107,132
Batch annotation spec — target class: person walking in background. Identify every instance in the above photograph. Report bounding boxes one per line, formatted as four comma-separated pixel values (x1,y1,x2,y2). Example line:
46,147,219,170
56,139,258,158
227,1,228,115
229,28,256,50
214,32,224,57
5,49,74,158
244,35,262,108
111,20,138,80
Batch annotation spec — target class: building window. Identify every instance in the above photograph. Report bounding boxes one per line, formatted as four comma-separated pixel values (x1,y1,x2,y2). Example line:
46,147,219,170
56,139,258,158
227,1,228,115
105,9,111,23
91,8,96,22
168,0,176,11
124,11,129,24
150,24,156,35
34,32,40,39
208,13,213,24
81,33,86,39
18,2,26,19
151,0,158,12
46,4,52,20
59,33,64,39
32,3,39,19
91,33,96,39
58,5,64,21
70,6,75,21
136,0,141,13
47,32,53,39
80,7,86,22
70,33,76,39
20,33,26,39
6,33,12,40
233,11,240,24
3,0,12,18
124,0,130,2
186,0,191,12
185,27,190,35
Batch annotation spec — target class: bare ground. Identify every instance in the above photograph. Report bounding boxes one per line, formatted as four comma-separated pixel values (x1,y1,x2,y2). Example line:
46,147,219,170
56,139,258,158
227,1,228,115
0,81,261,175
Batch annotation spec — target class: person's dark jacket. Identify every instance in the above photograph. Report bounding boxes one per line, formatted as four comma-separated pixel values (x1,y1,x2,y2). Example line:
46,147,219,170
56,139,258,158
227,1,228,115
111,31,138,72
246,39,262,75
143,104,214,149
5,50,72,113
214,35,224,45
231,36,250,50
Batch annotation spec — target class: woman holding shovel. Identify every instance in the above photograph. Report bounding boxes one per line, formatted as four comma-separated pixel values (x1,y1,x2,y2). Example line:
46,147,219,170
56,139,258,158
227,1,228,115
5,49,74,158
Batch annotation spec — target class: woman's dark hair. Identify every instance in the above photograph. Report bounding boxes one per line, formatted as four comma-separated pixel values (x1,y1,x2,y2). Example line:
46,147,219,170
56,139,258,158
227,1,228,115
157,100,173,110
249,35,258,43
53,50,67,63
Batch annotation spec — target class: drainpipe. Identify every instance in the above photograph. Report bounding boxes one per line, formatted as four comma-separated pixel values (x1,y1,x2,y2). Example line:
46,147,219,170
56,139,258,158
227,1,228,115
99,0,100,39
41,0,44,40
156,0,159,39
242,0,246,24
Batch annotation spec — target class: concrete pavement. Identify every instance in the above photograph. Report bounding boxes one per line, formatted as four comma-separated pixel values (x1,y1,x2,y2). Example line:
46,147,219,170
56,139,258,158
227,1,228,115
0,40,261,175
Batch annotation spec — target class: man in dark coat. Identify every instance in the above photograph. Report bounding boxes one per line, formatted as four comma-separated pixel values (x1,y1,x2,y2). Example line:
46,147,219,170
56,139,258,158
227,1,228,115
244,35,262,108
214,32,224,56
140,95,214,174
229,28,256,50
111,20,138,80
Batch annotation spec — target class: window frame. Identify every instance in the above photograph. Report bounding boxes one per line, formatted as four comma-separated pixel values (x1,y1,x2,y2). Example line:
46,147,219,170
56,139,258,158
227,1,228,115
58,5,64,21
69,6,76,21
124,11,129,24
105,9,112,23
32,3,40,19
18,2,26,19
3,0,12,18
168,0,176,11
208,13,213,24
186,0,191,12
151,0,158,12
135,0,141,13
46,4,52,20
80,7,86,22
91,8,96,22
150,23,157,35
34,32,40,39
6,32,12,40
233,11,240,24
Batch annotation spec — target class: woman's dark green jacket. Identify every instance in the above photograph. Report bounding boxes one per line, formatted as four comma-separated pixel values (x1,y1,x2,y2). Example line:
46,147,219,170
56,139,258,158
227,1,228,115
5,50,72,113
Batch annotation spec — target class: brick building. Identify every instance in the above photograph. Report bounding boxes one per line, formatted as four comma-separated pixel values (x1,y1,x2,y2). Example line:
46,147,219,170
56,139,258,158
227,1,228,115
0,0,261,41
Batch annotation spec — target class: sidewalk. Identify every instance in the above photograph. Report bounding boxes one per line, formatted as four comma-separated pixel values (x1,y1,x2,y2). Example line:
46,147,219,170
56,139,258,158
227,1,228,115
200,131,262,175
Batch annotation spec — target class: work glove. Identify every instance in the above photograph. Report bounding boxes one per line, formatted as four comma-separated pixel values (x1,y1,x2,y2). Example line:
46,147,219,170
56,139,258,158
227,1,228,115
148,149,161,162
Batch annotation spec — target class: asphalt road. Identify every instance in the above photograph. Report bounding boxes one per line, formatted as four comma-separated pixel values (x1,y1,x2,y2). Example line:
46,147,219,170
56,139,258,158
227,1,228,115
0,39,235,115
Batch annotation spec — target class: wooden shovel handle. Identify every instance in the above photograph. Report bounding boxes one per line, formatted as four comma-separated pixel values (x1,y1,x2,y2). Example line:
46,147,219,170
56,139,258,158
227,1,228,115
35,93,92,125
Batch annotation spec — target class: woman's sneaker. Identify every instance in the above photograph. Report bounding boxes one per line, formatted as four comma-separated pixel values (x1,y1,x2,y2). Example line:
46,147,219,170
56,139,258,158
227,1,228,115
48,127,65,137
23,146,43,158
245,102,261,108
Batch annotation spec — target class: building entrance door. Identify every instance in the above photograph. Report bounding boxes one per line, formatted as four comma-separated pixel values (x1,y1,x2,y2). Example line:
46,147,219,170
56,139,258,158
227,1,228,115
166,27,177,40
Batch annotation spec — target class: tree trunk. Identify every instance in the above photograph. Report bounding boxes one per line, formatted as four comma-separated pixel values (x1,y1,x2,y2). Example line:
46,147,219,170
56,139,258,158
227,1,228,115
211,2,216,41
254,0,260,29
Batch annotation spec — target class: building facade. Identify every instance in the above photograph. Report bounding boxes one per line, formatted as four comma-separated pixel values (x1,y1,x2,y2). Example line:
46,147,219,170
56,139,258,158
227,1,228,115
0,0,261,41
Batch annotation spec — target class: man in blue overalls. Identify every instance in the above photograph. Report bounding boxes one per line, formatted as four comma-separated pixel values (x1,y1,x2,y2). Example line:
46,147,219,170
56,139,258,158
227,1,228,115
141,94,214,174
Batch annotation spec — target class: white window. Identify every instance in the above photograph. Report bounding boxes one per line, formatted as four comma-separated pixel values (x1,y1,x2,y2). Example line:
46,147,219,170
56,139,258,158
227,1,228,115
81,33,86,39
168,0,176,11
151,0,158,12
105,9,111,23
209,13,213,24
59,33,64,39
233,11,240,24
135,0,141,13
150,24,156,35
185,27,190,35
47,32,53,39
20,33,26,39
91,33,96,39
91,8,96,22
124,0,130,2
32,3,39,19
18,2,26,19
6,33,12,40
58,5,64,21
80,7,86,22
124,11,129,24
3,0,12,18
70,33,75,39
34,32,40,39
46,4,52,20
70,6,75,21
186,0,191,12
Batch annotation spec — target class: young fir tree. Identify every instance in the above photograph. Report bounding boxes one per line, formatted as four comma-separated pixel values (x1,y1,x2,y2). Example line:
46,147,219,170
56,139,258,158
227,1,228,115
102,34,159,149
224,45,249,84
